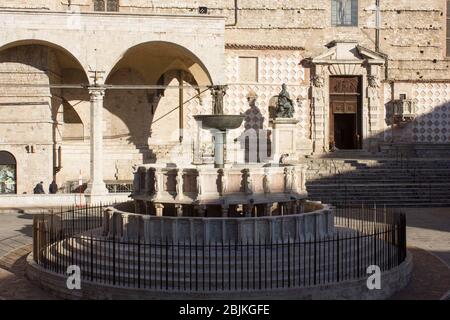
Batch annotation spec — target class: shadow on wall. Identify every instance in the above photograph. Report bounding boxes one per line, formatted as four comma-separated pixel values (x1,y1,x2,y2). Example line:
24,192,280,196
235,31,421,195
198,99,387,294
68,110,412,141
104,67,203,165
304,104,450,234
317,99,450,158
237,92,273,163
104,68,153,149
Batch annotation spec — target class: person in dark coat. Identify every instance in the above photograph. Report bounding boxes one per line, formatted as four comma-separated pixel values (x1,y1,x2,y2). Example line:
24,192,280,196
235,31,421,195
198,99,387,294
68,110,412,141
33,181,45,194
49,180,58,194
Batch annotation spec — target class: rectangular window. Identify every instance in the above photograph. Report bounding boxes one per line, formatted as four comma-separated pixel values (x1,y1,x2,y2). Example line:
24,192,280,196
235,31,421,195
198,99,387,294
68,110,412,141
94,0,119,12
107,0,119,12
94,0,105,11
447,0,450,56
331,0,358,26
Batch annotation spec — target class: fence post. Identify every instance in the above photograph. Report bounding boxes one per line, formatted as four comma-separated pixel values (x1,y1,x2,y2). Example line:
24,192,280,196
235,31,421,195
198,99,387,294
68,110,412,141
138,237,141,289
90,234,94,281
336,232,340,282
113,236,116,285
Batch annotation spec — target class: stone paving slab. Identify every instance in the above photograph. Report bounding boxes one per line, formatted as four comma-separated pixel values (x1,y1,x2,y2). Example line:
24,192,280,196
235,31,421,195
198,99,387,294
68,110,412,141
401,208,450,267
0,245,57,300
0,212,33,259
390,247,450,300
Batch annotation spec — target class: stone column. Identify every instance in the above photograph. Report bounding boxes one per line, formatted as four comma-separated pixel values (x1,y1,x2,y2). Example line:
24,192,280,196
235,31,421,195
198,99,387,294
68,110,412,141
154,203,164,217
175,204,183,217
221,205,229,218
85,87,108,195
265,203,274,216
196,205,206,217
244,204,254,217
213,130,226,169
311,68,327,154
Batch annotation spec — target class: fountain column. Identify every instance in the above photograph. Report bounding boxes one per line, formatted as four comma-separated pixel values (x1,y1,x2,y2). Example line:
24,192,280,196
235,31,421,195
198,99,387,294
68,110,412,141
213,130,226,169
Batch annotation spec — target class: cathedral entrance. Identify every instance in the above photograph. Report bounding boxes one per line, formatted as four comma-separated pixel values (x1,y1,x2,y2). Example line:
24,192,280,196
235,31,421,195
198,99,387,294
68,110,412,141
329,76,362,150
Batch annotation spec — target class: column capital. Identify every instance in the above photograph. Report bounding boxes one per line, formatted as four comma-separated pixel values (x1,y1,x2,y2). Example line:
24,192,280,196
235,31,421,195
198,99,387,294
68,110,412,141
88,86,106,99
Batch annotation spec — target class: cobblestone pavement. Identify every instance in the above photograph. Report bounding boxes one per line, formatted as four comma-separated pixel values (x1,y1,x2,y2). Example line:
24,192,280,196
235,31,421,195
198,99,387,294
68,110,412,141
0,208,448,299
0,212,34,258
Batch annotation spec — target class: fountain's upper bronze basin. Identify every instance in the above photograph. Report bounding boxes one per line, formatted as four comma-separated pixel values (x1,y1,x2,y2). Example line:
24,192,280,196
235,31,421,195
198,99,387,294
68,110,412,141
194,115,245,131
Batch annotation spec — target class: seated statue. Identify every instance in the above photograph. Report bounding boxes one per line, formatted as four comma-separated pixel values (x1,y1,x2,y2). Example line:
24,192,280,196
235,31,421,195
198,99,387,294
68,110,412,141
276,84,295,118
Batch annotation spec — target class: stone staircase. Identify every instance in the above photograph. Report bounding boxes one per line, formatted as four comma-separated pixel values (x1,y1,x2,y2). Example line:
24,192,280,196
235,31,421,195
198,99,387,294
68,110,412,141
305,157,450,207
40,229,396,290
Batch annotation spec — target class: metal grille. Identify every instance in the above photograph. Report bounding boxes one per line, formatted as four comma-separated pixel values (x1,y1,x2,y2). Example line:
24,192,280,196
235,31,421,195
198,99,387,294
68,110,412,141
107,0,119,12
33,205,408,292
93,0,105,12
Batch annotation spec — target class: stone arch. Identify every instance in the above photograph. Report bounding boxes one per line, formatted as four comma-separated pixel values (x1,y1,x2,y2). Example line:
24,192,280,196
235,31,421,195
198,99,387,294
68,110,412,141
0,151,17,194
0,39,89,82
105,41,213,86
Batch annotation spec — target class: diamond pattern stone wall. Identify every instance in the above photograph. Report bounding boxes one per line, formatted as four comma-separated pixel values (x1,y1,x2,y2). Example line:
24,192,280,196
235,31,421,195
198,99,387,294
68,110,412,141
224,50,309,142
411,83,450,143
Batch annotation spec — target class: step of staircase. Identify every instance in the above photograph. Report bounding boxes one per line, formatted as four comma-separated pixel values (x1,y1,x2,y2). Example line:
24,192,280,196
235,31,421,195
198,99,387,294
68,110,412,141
305,158,450,207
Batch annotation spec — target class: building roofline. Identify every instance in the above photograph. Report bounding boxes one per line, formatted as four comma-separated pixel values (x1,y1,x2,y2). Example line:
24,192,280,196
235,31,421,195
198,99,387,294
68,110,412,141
0,8,226,20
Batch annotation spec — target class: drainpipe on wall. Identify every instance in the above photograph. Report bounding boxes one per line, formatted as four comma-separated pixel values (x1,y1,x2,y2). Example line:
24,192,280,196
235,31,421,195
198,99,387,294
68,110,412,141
226,0,238,27
375,0,389,80
375,0,380,52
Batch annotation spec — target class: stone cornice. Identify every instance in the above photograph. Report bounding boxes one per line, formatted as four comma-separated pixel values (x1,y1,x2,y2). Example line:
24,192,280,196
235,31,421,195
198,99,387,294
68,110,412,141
225,43,305,51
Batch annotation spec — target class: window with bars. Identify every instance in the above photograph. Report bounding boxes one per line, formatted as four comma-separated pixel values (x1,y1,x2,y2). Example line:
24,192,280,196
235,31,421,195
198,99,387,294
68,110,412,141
331,0,358,26
447,1,450,56
94,0,119,12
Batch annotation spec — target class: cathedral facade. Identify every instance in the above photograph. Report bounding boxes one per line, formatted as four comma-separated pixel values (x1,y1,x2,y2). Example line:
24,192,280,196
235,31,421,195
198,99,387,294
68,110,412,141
0,0,449,195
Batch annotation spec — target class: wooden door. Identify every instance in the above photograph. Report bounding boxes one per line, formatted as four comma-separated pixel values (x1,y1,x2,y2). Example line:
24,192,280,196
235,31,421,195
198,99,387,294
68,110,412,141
329,76,361,149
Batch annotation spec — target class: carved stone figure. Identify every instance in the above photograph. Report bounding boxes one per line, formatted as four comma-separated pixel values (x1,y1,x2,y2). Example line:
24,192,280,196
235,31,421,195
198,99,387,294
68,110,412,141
291,169,298,192
220,169,228,195
276,84,295,118
312,74,325,88
263,169,271,194
210,85,228,115
244,169,253,194
368,74,380,88
196,169,203,196
175,169,183,199
284,167,293,191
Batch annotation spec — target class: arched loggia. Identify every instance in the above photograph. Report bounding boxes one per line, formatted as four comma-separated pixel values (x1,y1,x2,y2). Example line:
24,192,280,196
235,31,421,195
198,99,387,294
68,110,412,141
101,41,213,181
0,40,90,193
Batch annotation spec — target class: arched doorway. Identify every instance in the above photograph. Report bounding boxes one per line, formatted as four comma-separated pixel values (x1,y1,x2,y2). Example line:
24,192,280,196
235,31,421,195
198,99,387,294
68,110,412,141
0,151,17,194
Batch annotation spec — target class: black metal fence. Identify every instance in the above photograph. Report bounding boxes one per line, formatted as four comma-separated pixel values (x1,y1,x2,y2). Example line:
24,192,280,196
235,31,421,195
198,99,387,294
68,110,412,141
33,205,407,292
65,181,133,194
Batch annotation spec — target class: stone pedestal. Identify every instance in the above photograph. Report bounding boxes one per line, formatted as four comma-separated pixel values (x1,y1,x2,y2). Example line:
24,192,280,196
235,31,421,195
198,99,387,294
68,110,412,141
271,118,299,161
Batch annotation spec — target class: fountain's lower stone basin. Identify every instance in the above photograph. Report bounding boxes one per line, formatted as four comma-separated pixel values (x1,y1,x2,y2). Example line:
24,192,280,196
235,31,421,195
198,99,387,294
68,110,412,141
127,162,332,243
104,201,333,243
194,114,245,131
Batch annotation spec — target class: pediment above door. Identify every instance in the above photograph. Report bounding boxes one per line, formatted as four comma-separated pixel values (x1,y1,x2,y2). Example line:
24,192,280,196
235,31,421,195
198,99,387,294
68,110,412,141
312,40,386,65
